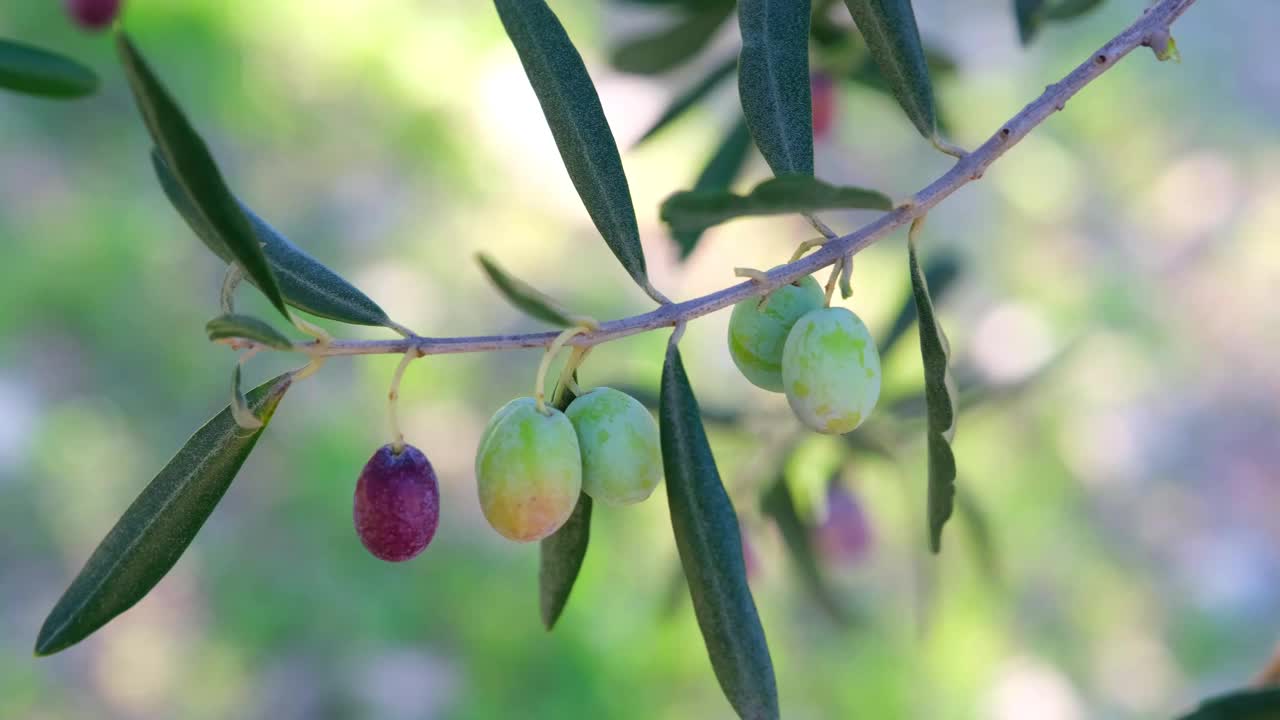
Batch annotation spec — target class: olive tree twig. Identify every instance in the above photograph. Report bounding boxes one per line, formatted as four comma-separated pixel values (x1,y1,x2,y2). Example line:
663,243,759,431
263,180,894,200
293,0,1198,360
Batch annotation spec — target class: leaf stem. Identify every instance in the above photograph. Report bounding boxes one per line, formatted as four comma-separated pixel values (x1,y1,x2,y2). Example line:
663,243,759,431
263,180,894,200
387,349,420,453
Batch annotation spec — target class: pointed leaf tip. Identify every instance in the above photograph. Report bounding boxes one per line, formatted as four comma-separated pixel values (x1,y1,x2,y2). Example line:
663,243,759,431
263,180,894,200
477,253,577,327
661,345,779,719
116,32,288,320
35,374,292,656
909,237,958,553
206,314,293,350
0,38,99,99
150,150,394,328
841,0,937,136
493,0,650,290
539,383,591,630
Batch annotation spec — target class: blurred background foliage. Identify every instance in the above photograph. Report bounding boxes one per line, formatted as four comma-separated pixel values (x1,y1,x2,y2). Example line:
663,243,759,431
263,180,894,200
1,1,1277,718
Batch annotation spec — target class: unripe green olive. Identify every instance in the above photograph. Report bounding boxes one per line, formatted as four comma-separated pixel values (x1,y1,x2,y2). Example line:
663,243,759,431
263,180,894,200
564,387,662,506
727,275,825,392
781,306,881,434
475,398,582,542
474,396,526,479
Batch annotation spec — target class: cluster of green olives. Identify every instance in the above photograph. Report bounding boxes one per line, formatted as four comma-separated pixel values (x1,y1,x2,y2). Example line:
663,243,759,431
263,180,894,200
727,275,881,434
475,387,663,541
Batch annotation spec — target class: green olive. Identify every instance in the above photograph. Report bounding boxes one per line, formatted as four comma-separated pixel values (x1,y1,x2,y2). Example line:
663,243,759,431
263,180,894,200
781,307,881,434
727,275,825,392
475,399,582,542
565,387,662,505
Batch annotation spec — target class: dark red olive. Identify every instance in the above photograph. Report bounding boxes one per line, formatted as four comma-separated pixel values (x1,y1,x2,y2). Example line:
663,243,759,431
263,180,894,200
815,482,872,564
354,443,440,562
811,71,836,140
66,0,121,30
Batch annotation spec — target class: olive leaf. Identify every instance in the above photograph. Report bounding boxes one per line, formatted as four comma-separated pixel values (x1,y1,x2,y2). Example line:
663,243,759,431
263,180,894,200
206,314,294,350
1014,0,1049,44
540,492,592,629
662,175,890,236
477,253,577,327
611,0,735,75
1177,687,1280,720
737,0,814,177
909,235,957,554
0,38,98,99
151,151,396,329
634,56,737,147
661,343,779,720
759,474,849,625
539,382,591,629
493,0,652,292
35,373,293,656
672,118,755,259
878,251,961,358
841,0,937,137
116,33,289,320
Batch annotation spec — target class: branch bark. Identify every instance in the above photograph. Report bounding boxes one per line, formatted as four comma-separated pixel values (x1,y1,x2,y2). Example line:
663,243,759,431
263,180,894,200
302,0,1199,360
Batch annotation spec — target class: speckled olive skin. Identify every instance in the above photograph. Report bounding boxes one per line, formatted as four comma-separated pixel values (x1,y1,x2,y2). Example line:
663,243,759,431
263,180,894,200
354,444,440,562
66,0,120,29
728,275,825,392
475,399,582,542
474,396,527,480
781,307,881,434
565,387,662,506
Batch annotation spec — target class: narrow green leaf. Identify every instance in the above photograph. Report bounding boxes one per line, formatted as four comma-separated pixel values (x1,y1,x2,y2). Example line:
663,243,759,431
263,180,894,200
672,117,754,259
476,253,575,327
662,174,890,236
1013,0,1048,45
539,381,591,629
539,492,592,629
1177,687,1280,720
116,33,289,320
878,251,961,357
35,374,293,656
841,0,937,136
759,474,849,625
152,151,395,328
206,314,294,351
737,0,813,177
661,344,778,720
0,39,98,99
909,239,957,553
634,55,737,147
611,1,735,75
493,0,650,289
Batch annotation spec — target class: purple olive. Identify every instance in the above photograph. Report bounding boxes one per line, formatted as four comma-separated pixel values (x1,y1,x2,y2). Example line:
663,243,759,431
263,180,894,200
66,0,121,30
815,482,872,564
354,443,440,562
